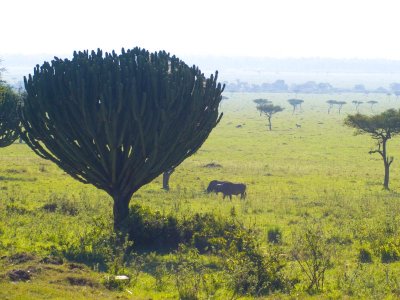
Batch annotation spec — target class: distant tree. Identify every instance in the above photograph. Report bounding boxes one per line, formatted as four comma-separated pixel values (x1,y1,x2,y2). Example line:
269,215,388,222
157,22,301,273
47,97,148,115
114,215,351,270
19,48,224,233
0,86,19,147
253,98,270,105
287,98,304,114
336,101,346,114
271,80,288,91
352,101,363,112
345,109,400,190
353,84,366,93
317,82,334,93
326,100,337,114
253,99,271,115
375,87,388,94
390,83,400,97
367,100,378,111
256,103,284,131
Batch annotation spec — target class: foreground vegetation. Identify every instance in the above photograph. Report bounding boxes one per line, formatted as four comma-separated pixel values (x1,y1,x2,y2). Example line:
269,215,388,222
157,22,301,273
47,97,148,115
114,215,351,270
2,92,400,298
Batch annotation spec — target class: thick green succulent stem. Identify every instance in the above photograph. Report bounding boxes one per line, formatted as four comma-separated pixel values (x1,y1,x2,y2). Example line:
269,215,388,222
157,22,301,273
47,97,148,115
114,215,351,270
112,193,131,233
0,88,19,147
20,47,224,235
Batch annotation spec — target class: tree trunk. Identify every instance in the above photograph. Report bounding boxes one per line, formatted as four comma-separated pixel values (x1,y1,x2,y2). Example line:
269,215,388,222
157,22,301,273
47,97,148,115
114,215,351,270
382,139,390,190
268,116,272,131
113,194,131,233
162,168,175,191
384,162,390,190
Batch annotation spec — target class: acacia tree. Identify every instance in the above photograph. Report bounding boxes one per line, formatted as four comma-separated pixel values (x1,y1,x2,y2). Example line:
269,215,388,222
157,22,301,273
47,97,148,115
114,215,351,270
253,98,270,105
345,109,400,190
287,98,304,114
352,100,363,112
367,100,378,111
20,48,224,232
253,99,270,116
0,86,19,147
256,103,284,131
326,100,337,114
336,101,346,114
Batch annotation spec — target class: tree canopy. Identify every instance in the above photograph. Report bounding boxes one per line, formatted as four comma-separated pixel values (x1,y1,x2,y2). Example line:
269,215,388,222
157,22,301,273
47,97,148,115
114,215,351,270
253,98,270,105
20,48,224,232
256,103,284,131
345,109,400,189
345,109,400,137
0,86,20,147
287,98,304,114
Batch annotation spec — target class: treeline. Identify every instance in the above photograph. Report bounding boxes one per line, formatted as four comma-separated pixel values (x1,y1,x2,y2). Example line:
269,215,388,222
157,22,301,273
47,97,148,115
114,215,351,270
224,79,400,94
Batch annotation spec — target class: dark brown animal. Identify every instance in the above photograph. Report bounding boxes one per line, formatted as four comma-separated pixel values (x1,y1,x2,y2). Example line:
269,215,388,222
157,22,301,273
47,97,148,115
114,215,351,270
212,181,247,200
206,180,228,194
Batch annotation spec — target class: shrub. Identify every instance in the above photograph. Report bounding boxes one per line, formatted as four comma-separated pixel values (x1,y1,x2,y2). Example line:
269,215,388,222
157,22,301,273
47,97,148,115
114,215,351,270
380,241,400,263
291,218,334,294
126,204,250,253
224,240,289,297
358,247,373,263
172,246,204,300
267,227,282,244
44,194,79,216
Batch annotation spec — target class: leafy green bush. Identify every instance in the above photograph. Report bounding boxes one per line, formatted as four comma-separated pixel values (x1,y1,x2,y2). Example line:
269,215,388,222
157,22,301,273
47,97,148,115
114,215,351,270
291,218,334,294
223,235,289,297
380,241,400,263
267,227,282,244
358,247,373,263
126,204,249,253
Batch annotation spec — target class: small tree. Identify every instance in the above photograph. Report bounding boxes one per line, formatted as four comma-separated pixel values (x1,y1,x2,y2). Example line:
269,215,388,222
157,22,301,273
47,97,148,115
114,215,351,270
253,98,270,105
253,99,270,116
367,100,378,111
336,101,346,114
0,86,19,147
256,103,284,131
287,98,304,114
345,109,400,189
326,100,337,114
20,48,224,233
352,100,363,112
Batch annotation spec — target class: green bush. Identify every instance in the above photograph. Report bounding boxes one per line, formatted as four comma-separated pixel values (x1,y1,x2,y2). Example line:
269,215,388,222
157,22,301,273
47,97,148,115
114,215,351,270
223,237,289,296
267,227,282,244
358,247,373,263
380,241,400,263
126,204,249,253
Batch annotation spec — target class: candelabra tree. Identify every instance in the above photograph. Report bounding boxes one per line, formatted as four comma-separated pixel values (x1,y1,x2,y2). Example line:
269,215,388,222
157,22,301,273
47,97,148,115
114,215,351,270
0,86,19,147
20,48,224,232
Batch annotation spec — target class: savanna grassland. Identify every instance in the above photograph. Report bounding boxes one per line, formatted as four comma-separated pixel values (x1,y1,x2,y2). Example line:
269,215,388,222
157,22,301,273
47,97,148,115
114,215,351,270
2,92,400,299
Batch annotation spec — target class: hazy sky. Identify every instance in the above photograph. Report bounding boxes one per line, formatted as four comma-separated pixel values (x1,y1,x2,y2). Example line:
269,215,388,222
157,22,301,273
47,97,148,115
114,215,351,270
2,0,400,59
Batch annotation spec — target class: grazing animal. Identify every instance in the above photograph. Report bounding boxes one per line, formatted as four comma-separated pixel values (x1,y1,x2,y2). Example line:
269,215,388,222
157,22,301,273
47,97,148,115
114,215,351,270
206,180,227,194
296,123,301,128
211,181,247,200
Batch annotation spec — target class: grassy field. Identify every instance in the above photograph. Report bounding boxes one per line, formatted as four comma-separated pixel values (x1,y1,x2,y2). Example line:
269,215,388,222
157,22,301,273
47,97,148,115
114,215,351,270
2,92,400,299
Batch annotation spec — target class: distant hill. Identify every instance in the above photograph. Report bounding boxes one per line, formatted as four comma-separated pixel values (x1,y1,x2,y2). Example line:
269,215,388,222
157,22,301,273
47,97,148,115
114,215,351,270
2,54,400,90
